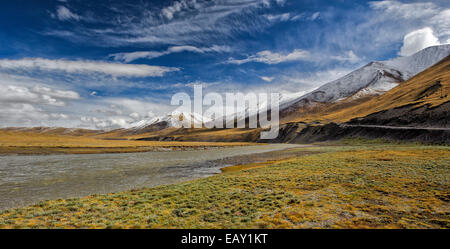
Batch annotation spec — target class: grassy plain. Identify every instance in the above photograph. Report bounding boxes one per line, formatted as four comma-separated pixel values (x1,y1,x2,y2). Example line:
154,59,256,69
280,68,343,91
0,130,255,155
0,142,448,229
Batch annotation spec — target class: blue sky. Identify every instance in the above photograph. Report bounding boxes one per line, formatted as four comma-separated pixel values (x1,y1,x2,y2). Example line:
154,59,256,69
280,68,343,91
0,0,449,129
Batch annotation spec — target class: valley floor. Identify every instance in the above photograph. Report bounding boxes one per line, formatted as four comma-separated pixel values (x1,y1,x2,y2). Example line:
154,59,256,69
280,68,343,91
0,142,448,229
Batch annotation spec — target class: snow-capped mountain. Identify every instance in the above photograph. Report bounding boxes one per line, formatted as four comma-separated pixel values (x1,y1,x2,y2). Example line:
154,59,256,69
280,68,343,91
129,45,449,131
128,111,211,132
222,91,308,125
129,117,162,130
129,92,305,131
284,44,450,107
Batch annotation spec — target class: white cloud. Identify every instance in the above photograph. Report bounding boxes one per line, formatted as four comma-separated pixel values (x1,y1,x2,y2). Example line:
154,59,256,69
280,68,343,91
0,58,179,77
265,13,291,22
129,112,141,120
110,45,231,62
0,71,178,129
50,113,69,120
330,51,361,63
265,11,321,23
161,0,200,20
0,74,84,127
260,76,274,82
0,103,50,127
227,49,310,65
80,116,131,129
399,27,441,56
32,85,80,100
0,85,80,107
429,9,450,40
109,51,164,63
310,12,320,20
290,13,305,21
55,6,80,21
0,70,182,129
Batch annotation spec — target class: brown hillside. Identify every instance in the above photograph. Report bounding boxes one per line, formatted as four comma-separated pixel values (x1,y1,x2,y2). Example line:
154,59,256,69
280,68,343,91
286,55,450,124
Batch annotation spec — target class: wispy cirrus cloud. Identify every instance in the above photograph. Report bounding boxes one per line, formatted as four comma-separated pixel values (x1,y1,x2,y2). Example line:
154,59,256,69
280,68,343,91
330,51,361,63
264,13,292,22
0,58,179,77
46,0,286,47
264,11,321,23
369,1,440,19
227,49,310,65
110,45,232,62
226,48,362,66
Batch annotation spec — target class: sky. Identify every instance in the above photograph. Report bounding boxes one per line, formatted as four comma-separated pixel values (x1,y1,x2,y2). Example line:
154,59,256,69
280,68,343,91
0,0,449,129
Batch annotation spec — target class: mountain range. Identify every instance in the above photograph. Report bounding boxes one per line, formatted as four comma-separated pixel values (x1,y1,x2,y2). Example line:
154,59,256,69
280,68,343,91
127,44,450,133
281,44,449,113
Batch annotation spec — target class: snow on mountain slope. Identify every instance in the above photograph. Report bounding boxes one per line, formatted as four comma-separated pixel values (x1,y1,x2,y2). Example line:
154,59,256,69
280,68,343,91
223,91,308,123
284,44,450,107
166,111,212,128
130,91,305,131
384,44,450,77
303,61,405,102
128,111,212,132
129,117,161,130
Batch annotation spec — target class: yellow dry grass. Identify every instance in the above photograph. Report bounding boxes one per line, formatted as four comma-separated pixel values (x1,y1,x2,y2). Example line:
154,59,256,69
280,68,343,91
0,130,256,155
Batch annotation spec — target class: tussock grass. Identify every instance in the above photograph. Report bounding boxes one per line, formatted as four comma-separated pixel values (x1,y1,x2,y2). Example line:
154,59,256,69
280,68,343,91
0,144,448,229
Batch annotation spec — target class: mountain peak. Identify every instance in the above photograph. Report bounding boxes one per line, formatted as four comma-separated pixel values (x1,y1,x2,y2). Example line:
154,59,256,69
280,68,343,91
284,44,450,107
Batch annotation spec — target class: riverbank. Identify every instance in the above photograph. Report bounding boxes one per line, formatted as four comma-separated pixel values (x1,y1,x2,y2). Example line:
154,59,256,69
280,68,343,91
1,143,448,228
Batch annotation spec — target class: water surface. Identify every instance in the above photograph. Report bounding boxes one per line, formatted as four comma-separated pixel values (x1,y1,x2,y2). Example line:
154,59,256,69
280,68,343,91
0,144,300,210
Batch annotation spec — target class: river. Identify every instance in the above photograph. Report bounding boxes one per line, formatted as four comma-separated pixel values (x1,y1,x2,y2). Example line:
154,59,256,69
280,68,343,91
0,144,301,210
